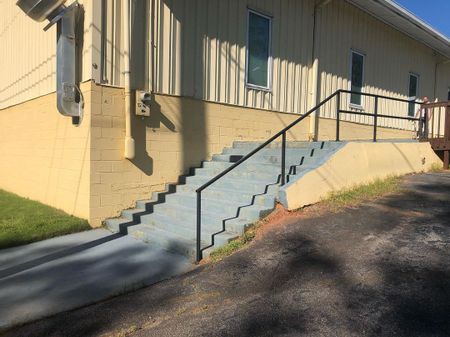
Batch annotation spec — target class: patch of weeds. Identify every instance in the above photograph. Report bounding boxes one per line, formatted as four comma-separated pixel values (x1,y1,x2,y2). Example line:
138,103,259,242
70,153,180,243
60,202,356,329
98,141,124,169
322,175,401,210
116,325,138,337
429,162,444,172
209,215,270,262
209,176,402,262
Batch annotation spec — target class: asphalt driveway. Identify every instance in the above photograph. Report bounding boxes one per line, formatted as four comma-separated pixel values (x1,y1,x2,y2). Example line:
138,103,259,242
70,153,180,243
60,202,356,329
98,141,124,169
4,172,450,337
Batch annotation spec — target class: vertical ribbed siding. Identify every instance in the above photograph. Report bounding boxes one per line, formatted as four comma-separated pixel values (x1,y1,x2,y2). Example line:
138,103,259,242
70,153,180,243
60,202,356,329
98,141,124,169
316,0,438,130
0,0,93,110
99,0,447,128
103,0,314,114
0,1,56,109
162,0,314,114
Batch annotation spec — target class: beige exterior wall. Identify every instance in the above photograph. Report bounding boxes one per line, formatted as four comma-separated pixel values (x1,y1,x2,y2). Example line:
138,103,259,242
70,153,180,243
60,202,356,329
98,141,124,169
99,0,449,128
0,81,92,220
315,0,444,130
281,142,442,210
89,84,411,226
0,80,416,226
0,0,96,109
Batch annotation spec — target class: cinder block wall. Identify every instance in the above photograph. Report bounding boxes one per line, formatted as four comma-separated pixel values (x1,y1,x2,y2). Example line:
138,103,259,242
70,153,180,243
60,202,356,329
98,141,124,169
89,83,413,226
0,81,414,227
89,84,311,226
0,82,92,220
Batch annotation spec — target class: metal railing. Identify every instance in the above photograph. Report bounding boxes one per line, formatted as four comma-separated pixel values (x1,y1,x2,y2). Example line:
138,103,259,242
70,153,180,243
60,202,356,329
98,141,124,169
195,89,420,262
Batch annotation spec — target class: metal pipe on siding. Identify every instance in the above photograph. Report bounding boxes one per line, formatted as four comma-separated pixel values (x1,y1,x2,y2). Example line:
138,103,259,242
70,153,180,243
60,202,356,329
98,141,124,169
123,0,135,159
308,0,332,140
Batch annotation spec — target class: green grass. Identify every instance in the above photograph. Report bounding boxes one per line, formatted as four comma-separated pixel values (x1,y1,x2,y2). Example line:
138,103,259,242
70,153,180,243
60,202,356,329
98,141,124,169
0,189,90,250
209,176,402,262
322,176,402,210
209,219,263,262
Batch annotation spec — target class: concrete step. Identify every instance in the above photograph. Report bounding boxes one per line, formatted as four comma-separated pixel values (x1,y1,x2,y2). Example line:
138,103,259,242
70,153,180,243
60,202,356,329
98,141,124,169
104,141,342,261
232,141,329,150
183,175,281,194
149,211,255,236
104,217,133,233
149,200,274,226
171,189,277,208
176,179,280,196
128,225,238,260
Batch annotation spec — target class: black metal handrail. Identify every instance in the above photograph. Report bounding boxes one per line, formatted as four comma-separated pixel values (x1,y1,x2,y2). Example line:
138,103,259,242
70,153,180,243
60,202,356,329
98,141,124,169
195,89,420,261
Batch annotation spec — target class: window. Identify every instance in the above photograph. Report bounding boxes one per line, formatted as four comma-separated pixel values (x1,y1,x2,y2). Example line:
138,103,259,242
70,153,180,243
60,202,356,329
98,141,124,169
350,51,365,106
246,10,272,90
408,73,419,117
447,88,450,101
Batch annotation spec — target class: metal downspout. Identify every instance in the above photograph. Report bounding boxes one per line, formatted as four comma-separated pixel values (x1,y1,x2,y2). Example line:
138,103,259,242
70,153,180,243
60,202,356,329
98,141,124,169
123,0,135,159
56,3,84,125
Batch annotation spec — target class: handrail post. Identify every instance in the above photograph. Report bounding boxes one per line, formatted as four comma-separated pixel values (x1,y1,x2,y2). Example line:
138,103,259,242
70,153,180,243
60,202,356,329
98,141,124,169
196,190,202,262
281,132,286,186
373,96,378,142
336,91,341,141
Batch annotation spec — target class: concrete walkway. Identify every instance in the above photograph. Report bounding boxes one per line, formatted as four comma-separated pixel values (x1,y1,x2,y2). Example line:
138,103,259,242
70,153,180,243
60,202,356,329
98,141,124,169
0,229,190,331
3,172,450,337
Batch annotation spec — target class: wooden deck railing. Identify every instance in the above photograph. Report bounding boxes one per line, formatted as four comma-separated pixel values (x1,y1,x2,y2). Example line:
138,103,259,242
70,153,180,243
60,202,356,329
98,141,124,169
422,100,450,169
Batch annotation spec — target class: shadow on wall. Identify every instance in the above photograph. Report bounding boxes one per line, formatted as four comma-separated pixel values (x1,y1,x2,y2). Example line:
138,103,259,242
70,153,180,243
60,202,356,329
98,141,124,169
128,0,208,178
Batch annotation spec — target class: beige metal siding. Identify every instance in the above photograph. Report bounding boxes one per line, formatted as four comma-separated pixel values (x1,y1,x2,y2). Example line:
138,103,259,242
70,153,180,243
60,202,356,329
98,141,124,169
0,0,94,110
101,0,314,114
316,0,439,131
99,0,448,130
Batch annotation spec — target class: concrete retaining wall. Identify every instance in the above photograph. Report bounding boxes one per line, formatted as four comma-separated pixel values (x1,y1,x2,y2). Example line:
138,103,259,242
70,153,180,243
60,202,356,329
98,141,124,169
280,142,442,210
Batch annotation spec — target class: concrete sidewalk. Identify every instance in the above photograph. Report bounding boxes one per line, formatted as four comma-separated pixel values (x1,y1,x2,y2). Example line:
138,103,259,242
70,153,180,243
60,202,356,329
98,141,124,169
4,172,449,337
0,229,190,331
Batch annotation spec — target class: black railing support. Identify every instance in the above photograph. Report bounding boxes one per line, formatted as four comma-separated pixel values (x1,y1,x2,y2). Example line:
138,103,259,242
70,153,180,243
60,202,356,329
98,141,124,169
373,96,378,142
281,132,286,186
196,191,202,262
336,91,341,141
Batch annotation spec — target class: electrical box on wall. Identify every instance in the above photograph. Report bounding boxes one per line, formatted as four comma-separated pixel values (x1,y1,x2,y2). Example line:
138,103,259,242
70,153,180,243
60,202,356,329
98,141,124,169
136,91,152,117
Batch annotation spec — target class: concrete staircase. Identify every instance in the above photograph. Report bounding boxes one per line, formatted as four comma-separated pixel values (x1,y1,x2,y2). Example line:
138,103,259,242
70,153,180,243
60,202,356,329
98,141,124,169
105,141,342,261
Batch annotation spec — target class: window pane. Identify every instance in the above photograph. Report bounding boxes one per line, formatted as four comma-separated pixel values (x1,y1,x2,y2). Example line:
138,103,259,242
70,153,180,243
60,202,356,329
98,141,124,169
408,75,418,116
350,52,364,105
247,12,270,88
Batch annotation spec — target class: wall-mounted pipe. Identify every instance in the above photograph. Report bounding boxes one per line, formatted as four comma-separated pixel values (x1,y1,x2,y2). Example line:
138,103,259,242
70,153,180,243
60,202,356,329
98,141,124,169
123,0,135,159
308,0,332,141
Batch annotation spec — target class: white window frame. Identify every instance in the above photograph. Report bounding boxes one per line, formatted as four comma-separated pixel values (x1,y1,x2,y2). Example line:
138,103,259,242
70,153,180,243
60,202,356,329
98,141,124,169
348,50,366,110
408,72,420,117
245,8,273,91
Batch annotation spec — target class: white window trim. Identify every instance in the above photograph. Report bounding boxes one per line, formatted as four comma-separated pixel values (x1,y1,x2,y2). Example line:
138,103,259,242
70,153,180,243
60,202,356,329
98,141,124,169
408,72,420,117
408,72,420,100
348,50,366,110
245,8,273,92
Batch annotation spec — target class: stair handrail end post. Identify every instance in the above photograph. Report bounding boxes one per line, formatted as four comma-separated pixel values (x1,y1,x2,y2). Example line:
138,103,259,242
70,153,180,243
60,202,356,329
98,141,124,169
281,132,286,186
196,190,202,262
373,96,378,142
336,91,341,142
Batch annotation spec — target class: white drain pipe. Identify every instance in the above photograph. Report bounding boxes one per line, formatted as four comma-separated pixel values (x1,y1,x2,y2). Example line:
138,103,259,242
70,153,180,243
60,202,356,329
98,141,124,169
123,0,135,159
308,0,332,141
